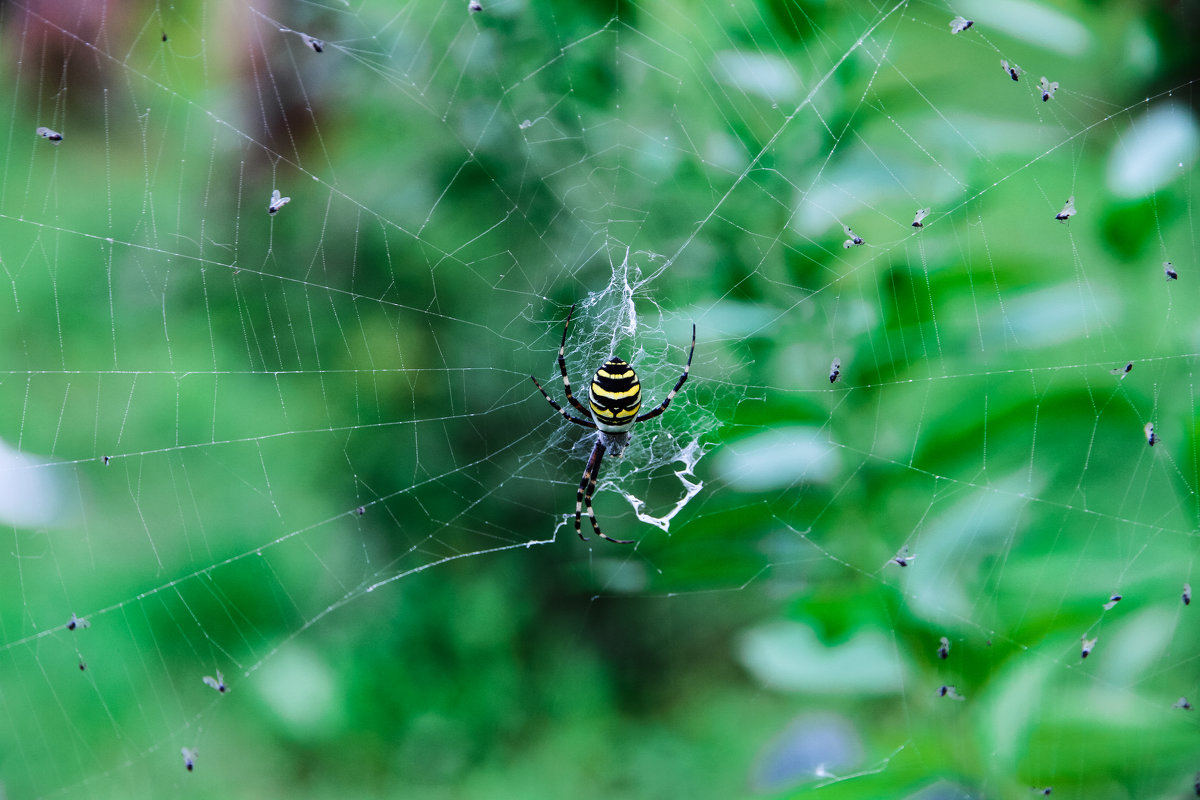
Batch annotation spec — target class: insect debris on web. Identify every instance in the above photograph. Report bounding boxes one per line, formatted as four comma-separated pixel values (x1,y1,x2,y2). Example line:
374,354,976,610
66,613,90,631
1184,583,1192,606
1055,196,1076,222
1165,261,1178,280
949,16,973,34
937,684,965,700
268,189,291,216
1110,362,1132,379
202,671,227,693
1039,76,1059,102
36,126,63,143
842,225,864,248
1001,60,1021,81
1081,634,1098,658
912,208,931,228
1102,594,1122,611
829,357,841,383
1144,422,1157,446
181,747,198,772
937,636,950,660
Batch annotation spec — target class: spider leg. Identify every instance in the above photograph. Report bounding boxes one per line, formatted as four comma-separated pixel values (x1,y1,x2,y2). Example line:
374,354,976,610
557,304,593,419
531,376,595,427
577,439,633,544
635,322,695,423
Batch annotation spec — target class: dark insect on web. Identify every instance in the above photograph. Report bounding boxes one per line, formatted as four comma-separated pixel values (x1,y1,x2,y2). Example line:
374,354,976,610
1040,76,1059,102
1055,196,1075,221
949,16,973,34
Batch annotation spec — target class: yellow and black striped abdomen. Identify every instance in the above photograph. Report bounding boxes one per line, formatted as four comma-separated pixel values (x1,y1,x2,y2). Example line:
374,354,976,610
589,359,642,432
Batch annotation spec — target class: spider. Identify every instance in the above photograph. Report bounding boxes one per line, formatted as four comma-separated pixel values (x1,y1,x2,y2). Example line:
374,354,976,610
531,305,695,543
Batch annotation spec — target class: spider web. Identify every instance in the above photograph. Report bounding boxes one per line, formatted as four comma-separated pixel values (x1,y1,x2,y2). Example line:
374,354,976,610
0,0,1198,797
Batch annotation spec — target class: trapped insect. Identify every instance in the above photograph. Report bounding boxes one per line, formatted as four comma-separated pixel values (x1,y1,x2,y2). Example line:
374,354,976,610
1110,362,1132,379
842,225,864,248
949,16,973,33
937,636,950,660
1165,261,1178,280
829,357,841,383
1039,76,1059,102
469,0,483,11
1184,583,1192,606
1001,60,1021,81
66,613,90,631
202,671,227,693
1145,422,1157,446
519,119,533,129
1175,697,1193,710
268,189,291,215
301,34,323,52
36,126,63,142
531,305,694,543
890,546,915,567
912,208,931,228
181,747,198,772
1103,594,1122,611
1055,196,1076,222
1081,634,1097,658
937,684,965,700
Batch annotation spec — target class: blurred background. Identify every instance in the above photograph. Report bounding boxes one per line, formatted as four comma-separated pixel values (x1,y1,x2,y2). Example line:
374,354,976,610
0,0,1198,797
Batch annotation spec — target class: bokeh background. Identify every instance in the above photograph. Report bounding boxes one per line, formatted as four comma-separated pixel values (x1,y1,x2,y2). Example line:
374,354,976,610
1,0,1198,797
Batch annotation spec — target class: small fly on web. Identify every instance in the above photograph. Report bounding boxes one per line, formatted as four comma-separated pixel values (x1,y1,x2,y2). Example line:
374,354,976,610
36,126,63,143
202,670,227,693
937,636,950,660
268,189,291,216
1039,76,1059,102
937,684,965,700
1165,261,1178,280
66,613,90,631
828,357,841,383
301,34,323,52
1174,697,1193,711
949,16,973,34
1144,422,1157,447
911,208,931,228
1110,362,1132,379
890,545,915,567
1102,594,1122,611
1184,583,1192,606
1054,196,1075,222
842,225,864,249
469,0,483,12
1001,60,1021,81
181,747,198,772
1081,634,1097,659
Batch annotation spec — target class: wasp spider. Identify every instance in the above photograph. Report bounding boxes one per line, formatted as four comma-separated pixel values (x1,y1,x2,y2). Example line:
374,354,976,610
531,305,695,543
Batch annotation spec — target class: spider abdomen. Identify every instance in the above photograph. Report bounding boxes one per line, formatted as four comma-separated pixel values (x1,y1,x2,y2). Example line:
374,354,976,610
589,359,642,433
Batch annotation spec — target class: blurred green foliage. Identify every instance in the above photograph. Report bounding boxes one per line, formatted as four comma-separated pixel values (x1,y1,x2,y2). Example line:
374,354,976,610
0,0,1198,798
